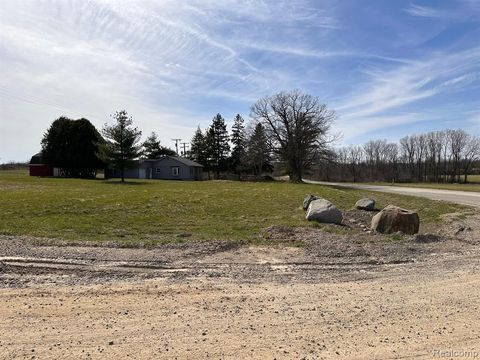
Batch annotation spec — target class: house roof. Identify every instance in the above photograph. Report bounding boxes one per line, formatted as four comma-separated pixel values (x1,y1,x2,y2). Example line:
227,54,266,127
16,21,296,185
29,152,44,165
144,155,203,167
169,156,204,167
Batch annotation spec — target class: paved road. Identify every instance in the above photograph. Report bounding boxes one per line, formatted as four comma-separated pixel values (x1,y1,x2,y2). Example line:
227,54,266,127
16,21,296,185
303,180,480,207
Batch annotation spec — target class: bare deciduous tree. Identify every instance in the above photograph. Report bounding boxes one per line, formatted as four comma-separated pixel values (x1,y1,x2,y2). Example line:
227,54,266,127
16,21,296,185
251,90,335,182
414,134,427,182
448,129,468,183
462,134,480,183
400,135,416,180
385,142,399,182
316,129,480,184
347,145,363,182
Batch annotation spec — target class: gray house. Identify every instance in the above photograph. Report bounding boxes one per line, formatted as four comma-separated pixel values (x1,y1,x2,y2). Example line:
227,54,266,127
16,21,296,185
107,156,203,180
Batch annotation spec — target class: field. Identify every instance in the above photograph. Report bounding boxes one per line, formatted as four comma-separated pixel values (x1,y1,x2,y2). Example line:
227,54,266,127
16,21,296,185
2,170,480,359
0,170,466,245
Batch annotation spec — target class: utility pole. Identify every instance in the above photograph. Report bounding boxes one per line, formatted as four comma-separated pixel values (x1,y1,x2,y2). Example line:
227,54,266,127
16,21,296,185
181,142,190,156
172,138,181,155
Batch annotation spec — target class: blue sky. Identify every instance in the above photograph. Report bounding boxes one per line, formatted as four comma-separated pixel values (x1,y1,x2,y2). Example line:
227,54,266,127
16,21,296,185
1,0,479,161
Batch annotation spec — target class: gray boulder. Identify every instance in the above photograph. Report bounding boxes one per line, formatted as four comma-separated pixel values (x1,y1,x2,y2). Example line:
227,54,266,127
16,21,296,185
306,199,343,224
371,205,419,235
303,194,321,211
355,198,375,211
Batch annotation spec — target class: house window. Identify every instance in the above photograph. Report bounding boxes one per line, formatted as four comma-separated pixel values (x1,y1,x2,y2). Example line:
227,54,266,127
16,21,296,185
156,168,161,174
171,167,180,176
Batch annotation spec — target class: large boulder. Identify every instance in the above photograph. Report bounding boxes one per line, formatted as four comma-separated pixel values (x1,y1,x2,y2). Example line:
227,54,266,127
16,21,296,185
371,205,419,234
355,198,375,211
306,199,343,224
303,194,321,211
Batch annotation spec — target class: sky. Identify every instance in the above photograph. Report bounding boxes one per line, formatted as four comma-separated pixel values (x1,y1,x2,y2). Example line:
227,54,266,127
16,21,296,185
1,0,480,162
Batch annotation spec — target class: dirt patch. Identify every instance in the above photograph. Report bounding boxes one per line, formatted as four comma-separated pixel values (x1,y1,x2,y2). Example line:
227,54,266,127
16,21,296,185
1,212,480,358
343,208,378,231
1,210,480,288
438,212,480,241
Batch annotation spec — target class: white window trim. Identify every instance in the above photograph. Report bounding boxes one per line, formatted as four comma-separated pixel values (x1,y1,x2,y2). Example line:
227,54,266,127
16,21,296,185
171,166,180,176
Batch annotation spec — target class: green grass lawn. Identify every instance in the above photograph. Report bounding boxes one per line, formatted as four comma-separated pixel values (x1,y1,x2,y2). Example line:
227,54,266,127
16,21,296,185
0,170,468,245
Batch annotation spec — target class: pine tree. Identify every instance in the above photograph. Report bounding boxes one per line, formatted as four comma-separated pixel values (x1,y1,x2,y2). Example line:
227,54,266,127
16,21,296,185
142,132,175,158
189,126,208,166
206,113,230,179
247,123,272,176
102,110,142,182
229,114,246,175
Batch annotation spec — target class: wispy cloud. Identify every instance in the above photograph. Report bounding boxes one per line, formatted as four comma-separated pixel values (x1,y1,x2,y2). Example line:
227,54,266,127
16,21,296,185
0,0,479,160
336,113,423,141
404,1,480,20
0,0,343,160
335,47,480,140
404,4,444,18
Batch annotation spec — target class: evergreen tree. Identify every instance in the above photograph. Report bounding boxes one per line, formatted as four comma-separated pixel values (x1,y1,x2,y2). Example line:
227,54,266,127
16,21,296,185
102,110,142,182
42,117,72,171
42,117,104,178
189,126,208,165
229,114,246,175
206,113,230,179
142,132,175,158
247,123,272,176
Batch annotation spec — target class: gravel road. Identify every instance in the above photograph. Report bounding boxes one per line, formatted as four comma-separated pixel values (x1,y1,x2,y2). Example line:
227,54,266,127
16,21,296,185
304,179,480,207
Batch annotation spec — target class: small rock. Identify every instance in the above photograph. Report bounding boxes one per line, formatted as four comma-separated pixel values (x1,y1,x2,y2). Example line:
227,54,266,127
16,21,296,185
355,198,376,211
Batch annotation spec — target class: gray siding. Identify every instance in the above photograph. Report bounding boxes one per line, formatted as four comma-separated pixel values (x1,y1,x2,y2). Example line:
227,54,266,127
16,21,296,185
149,158,202,180
108,157,203,180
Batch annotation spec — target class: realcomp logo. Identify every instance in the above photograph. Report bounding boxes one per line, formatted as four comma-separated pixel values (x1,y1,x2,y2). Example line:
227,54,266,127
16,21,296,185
433,349,479,358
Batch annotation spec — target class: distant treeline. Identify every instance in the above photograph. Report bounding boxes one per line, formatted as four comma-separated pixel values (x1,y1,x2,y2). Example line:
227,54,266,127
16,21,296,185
0,161,28,170
313,129,480,183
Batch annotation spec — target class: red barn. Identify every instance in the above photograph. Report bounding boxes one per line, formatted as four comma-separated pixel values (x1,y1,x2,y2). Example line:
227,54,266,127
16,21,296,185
29,152,53,177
